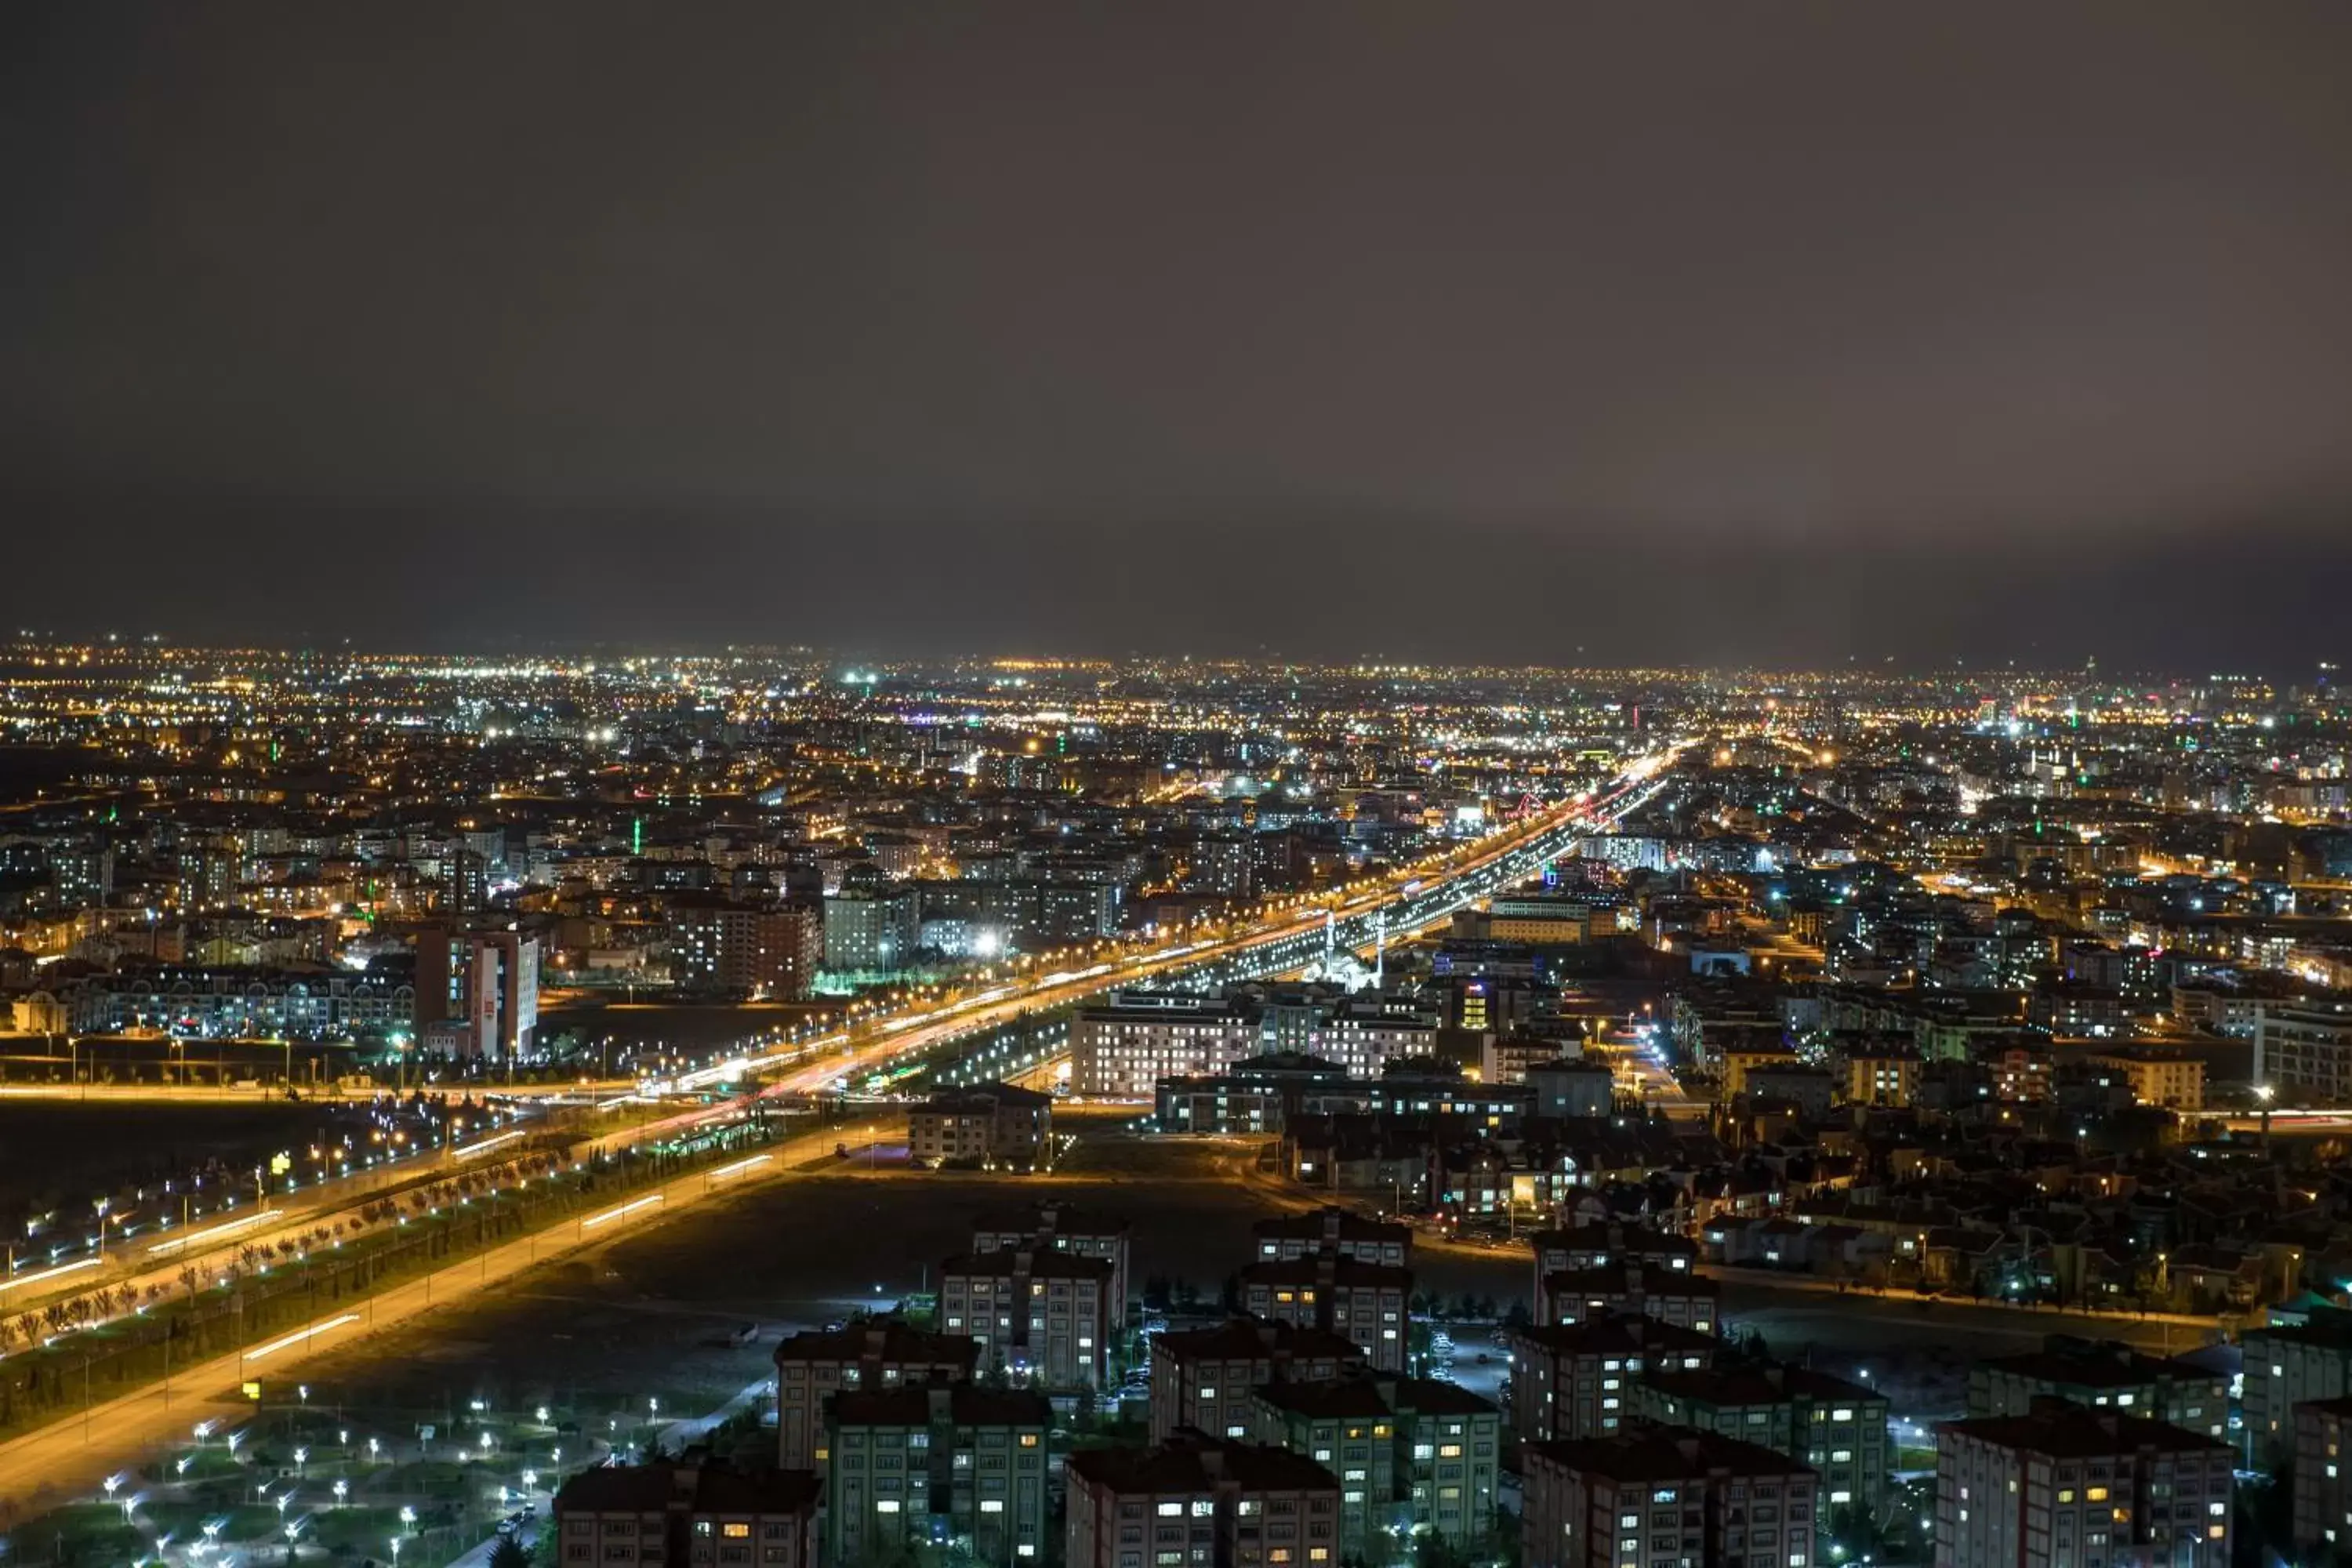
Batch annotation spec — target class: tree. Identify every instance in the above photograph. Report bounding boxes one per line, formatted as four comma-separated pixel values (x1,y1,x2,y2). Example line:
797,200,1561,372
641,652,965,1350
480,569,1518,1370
487,1536,534,1568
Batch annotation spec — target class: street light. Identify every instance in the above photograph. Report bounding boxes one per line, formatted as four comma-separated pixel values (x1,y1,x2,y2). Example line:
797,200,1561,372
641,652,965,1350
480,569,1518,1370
332,1479,348,1507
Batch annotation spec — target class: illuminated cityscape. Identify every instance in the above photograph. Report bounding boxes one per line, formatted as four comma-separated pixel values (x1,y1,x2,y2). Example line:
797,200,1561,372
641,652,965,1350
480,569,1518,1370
0,646,2346,1567
10,4,2352,1566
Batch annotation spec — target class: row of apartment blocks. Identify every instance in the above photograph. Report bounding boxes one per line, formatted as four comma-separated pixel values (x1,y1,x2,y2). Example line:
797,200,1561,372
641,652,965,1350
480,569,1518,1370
1155,1051,1621,1138
1073,986,1441,1098
751,1201,1482,1568
1515,1385,2237,1568
760,1200,1104,1566
774,1206,1132,1452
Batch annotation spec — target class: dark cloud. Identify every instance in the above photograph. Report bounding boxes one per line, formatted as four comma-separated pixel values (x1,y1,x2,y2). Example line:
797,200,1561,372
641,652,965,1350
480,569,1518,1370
4,2,2350,666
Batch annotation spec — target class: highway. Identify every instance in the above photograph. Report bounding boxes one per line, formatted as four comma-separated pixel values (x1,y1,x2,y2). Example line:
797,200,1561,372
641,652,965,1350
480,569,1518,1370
0,1101,702,1359
695,745,1684,1102
0,1115,886,1514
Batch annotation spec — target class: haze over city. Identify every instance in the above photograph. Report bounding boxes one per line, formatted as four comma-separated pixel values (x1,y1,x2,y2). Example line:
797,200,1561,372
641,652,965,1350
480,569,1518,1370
6,9,2352,1568
6,3,2352,664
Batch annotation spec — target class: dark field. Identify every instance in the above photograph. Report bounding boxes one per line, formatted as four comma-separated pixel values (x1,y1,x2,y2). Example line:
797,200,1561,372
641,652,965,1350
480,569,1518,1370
179,1133,2216,1440
0,1098,347,1219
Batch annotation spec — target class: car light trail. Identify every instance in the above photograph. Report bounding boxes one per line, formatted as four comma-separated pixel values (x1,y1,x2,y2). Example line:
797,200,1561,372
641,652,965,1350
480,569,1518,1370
0,1257,103,1294
707,1154,773,1181
147,1210,284,1257
243,1313,361,1362
452,1130,527,1160
582,1194,664,1229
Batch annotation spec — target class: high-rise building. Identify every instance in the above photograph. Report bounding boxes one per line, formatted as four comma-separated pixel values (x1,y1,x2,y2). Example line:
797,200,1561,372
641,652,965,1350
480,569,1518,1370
822,873,920,975
413,924,538,1060
666,895,822,1000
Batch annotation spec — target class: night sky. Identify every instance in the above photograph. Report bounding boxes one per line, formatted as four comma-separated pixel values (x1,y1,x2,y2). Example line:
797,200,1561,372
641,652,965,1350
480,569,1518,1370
5,3,2350,670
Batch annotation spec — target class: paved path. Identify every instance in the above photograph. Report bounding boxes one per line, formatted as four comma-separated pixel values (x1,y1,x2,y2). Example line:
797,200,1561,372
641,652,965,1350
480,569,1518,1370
438,1372,777,1567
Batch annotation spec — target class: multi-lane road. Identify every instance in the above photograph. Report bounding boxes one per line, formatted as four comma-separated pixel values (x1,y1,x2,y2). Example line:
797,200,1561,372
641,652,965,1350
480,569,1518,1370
0,1116,889,1512
699,746,1683,1102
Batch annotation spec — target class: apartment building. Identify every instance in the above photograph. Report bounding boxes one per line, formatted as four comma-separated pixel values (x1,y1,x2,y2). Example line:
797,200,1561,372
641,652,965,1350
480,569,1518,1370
1253,1208,1412,1269
2254,1000,2352,1103
771,1319,979,1473
1838,1050,1919,1107
2292,1395,2352,1560
2243,1306,2352,1465
1248,1378,1396,1561
1505,1315,1722,1442
1537,1263,1720,1336
825,1383,1052,1568
940,1246,1118,1388
1530,1225,1699,1321
2084,1048,2205,1112
663,895,822,1000
1969,1338,2230,1443
1072,992,1266,1097
1633,1363,1889,1512
1523,1427,1821,1568
1150,1319,1367,1443
908,1083,1054,1169
1239,1255,1413,1374
1065,1436,1342,1568
1247,1373,1505,1553
972,1202,1134,1327
552,1461,818,1568
1933,1399,2234,1568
